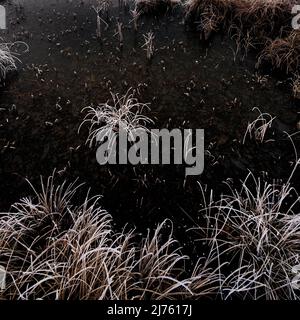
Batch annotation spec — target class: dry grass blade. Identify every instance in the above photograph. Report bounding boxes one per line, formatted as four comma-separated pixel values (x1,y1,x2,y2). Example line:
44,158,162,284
142,32,155,60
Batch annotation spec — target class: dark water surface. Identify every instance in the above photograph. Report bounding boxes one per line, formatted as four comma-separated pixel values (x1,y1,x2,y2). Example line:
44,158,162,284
0,0,299,243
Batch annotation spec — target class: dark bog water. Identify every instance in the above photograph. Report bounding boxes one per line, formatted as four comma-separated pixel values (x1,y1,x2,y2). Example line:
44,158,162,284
0,0,299,243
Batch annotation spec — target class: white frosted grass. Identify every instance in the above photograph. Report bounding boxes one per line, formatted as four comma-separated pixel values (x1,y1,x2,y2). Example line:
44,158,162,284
0,173,220,299
243,107,276,144
195,159,300,299
142,31,155,60
0,41,28,80
79,88,154,148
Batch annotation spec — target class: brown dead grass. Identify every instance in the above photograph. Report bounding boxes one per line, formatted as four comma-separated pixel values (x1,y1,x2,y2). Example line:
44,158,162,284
185,0,293,40
258,31,300,73
184,0,299,73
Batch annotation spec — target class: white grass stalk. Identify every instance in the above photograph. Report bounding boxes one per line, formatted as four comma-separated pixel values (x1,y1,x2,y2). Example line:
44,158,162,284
130,7,141,32
243,107,276,144
292,75,300,99
142,32,155,60
93,6,109,39
115,21,124,47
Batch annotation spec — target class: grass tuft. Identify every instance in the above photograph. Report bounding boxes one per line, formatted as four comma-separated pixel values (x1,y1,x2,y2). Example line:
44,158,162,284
0,41,28,81
194,161,300,299
0,174,220,300
79,88,154,147
258,31,300,73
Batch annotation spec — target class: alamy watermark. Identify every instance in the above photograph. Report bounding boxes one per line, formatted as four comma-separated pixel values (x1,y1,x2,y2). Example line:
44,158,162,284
292,5,300,30
96,128,204,176
0,5,6,30
291,264,300,290
0,265,6,291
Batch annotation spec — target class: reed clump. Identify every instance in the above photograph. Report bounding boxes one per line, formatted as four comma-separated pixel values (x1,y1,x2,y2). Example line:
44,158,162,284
194,160,300,299
184,0,300,74
0,41,28,81
258,31,300,73
184,0,293,41
0,174,220,300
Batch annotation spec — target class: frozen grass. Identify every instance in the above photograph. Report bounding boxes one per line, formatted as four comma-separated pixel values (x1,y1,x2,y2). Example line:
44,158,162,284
1,167,299,299
92,5,109,39
0,174,220,300
130,7,142,31
79,88,154,147
142,31,155,60
242,107,276,144
194,160,300,299
0,41,28,81
95,0,111,13
2,167,299,299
